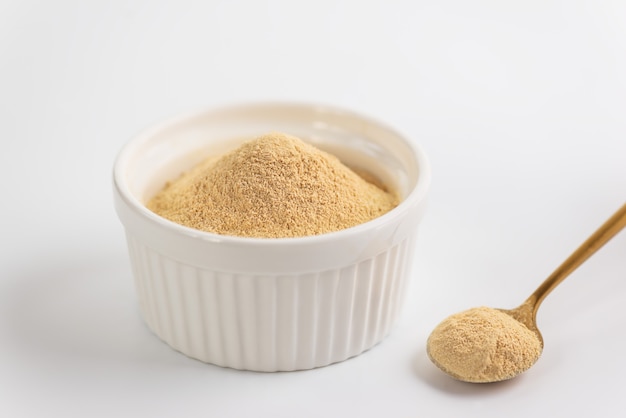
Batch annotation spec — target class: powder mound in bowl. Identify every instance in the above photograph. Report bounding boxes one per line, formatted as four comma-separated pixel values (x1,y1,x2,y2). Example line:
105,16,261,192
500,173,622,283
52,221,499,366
426,306,543,383
146,132,399,238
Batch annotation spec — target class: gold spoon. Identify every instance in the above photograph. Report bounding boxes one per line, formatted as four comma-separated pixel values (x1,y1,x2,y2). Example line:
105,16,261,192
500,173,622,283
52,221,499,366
427,202,626,383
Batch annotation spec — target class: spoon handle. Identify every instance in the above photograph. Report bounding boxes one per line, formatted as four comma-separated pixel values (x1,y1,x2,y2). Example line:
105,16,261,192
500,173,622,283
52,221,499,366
527,202,626,316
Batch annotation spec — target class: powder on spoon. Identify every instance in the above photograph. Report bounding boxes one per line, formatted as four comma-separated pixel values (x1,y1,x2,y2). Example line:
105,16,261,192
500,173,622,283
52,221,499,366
426,306,543,383
146,132,399,238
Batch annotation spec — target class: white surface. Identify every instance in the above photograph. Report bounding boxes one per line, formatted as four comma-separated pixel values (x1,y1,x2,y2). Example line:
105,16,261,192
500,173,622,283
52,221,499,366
1,1,625,417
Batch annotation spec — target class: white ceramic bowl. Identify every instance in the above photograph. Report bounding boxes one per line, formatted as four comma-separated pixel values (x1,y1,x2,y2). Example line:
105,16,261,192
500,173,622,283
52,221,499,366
113,103,430,371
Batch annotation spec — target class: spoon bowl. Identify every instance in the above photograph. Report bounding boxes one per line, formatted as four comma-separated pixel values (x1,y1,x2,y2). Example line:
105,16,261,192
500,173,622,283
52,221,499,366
427,202,626,383
497,302,543,349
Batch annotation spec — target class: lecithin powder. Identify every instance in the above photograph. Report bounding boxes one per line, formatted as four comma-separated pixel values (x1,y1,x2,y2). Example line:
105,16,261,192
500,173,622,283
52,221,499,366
147,132,399,238
426,306,543,383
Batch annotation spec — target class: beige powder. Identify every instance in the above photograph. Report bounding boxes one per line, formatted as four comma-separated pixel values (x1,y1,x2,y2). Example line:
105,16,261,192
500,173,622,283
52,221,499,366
147,132,399,238
426,306,542,383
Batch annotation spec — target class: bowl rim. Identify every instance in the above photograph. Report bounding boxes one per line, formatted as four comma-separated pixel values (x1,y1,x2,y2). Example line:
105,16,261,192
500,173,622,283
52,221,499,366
113,101,431,248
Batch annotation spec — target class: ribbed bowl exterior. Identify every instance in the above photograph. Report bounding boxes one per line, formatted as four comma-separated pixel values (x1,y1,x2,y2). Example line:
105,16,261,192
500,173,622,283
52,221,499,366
126,233,417,372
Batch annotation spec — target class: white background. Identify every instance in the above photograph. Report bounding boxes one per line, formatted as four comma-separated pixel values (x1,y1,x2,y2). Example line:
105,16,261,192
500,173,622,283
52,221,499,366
1,1,625,417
